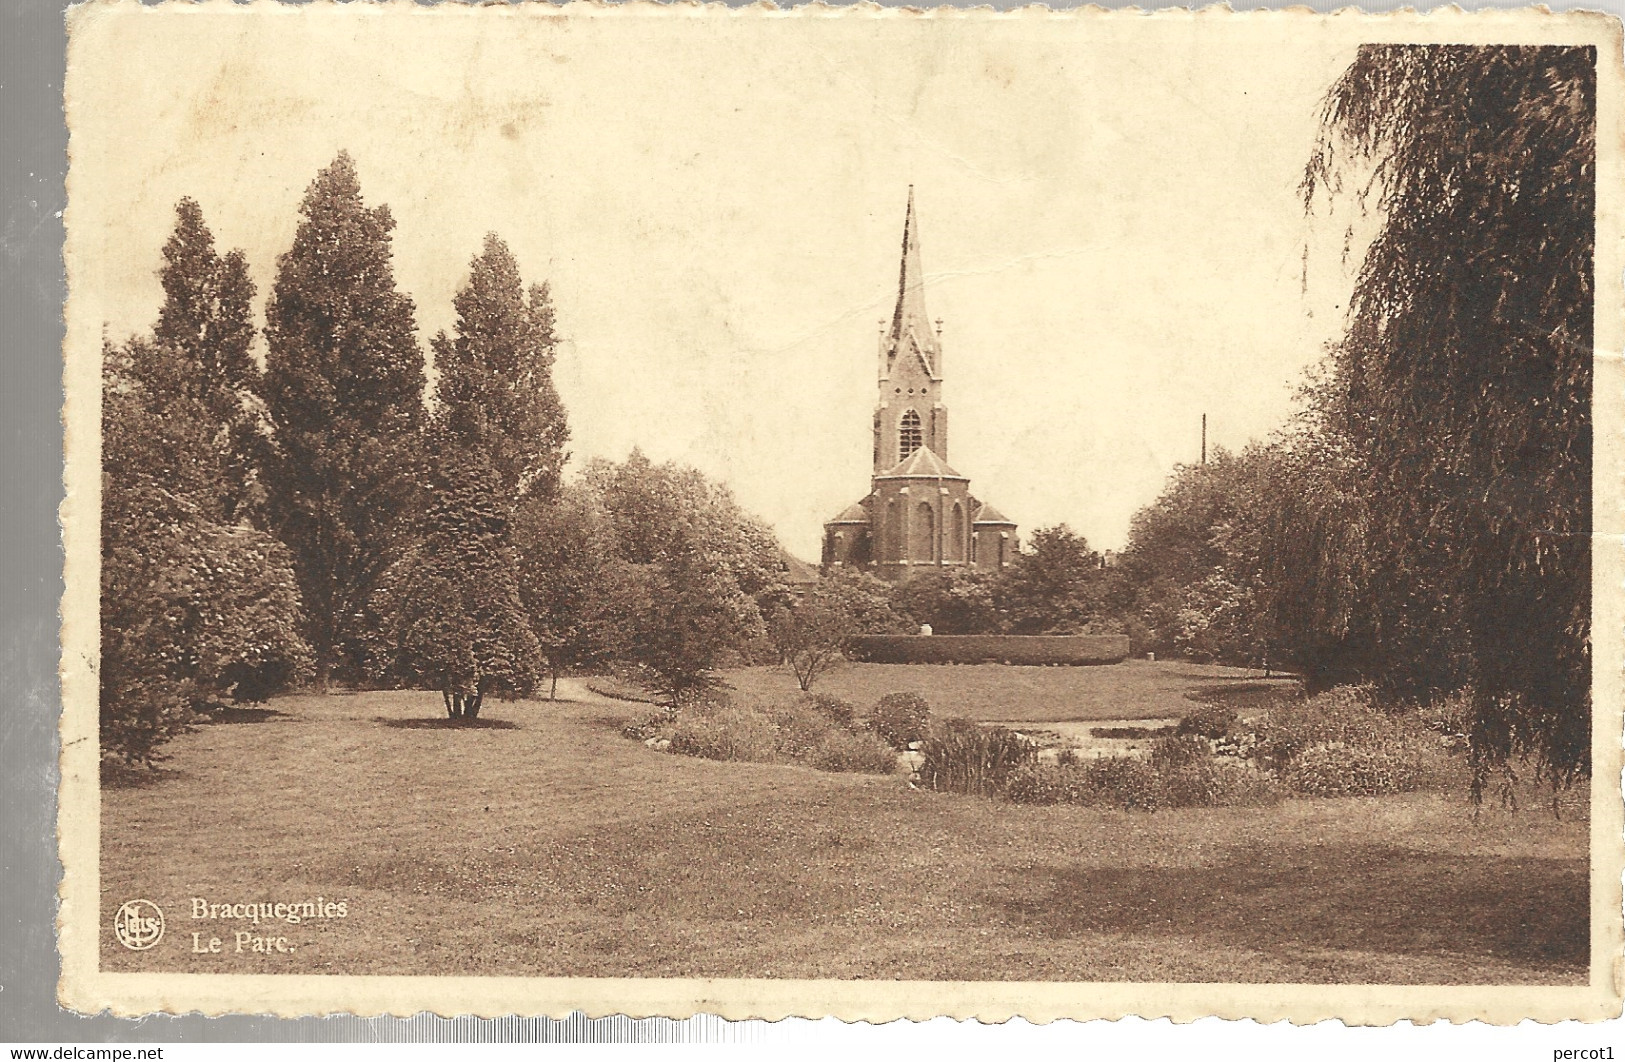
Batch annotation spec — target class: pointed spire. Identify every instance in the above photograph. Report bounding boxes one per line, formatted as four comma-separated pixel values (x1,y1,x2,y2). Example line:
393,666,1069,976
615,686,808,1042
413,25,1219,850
887,186,940,377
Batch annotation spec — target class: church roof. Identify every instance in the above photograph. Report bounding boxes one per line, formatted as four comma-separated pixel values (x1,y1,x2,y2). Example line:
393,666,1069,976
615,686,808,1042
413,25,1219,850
778,549,822,585
886,188,941,379
877,446,967,481
972,501,1015,525
827,500,871,524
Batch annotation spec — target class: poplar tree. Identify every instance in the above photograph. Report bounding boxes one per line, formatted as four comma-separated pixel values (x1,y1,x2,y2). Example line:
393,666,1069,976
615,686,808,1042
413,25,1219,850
368,235,567,715
152,197,261,520
260,152,427,683
431,233,569,503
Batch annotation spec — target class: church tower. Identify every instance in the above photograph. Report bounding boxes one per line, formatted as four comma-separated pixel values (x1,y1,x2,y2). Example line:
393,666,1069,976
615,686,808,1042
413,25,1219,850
823,190,1018,582
874,188,948,472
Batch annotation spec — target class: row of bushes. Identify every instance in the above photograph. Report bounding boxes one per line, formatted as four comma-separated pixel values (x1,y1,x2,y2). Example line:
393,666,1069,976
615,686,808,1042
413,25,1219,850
1003,738,1283,811
893,695,1278,810
920,685,1458,810
634,682,1460,809
629,691,900,775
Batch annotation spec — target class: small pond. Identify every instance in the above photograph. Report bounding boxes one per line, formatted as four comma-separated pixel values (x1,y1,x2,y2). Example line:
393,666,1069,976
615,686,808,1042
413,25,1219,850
982,718,1182,761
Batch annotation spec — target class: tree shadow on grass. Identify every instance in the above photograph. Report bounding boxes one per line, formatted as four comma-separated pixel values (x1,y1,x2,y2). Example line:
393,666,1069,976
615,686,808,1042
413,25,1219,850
101,762,184,789
586,714,642,732
198,705,291,724
374,716,521,731
994,842,1587,981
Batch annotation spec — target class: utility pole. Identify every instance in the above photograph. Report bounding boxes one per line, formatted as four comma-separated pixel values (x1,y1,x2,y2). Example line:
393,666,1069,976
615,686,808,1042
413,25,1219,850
1201,413,1207,466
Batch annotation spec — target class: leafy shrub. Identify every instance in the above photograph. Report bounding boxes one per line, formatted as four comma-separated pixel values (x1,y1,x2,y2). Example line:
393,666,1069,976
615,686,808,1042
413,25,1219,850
808,693,858,728
871,692,932,749
811,729,899,774
1250,686,1384,764
1228,685,1460,796
765,698,844,760
101,515,312,766
1077,756,1162,810
661,692,896,776
1149,734,1209,772
1176,702,1238,739
669,698,778,763
1285,742,1423,797
1158,762,1221,808
1006,756,1162,810
917,718,1036,796
1212,762,1283,805
1250,685,1445,771
1007,748,1280,810
1158,759,1281,808
1005,762,1091,805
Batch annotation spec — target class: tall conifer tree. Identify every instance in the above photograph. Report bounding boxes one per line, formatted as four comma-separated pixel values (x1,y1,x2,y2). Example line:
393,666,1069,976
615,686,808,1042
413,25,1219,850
261,152,427,682
366,235,566,714
431,233,569,503
371,447,543,718
152,197,261,520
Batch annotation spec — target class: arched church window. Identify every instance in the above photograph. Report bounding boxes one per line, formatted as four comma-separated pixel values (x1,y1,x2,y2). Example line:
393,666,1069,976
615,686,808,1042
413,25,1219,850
914,501,936,563
898,410,923,462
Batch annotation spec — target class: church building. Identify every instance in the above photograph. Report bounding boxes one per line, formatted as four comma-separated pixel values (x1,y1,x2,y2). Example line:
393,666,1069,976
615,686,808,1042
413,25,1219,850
822,191,1018,582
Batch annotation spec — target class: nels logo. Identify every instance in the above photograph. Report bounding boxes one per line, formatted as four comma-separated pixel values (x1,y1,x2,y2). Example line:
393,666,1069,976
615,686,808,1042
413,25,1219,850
113,899,164,951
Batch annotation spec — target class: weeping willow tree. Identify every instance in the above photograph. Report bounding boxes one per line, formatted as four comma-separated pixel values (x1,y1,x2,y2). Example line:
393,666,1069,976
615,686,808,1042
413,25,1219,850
1303,45,1595,797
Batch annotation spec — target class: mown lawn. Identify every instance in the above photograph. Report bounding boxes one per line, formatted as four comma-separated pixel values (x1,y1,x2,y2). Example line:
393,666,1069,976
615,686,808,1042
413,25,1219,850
722,658,1299,722
100,680,1588,984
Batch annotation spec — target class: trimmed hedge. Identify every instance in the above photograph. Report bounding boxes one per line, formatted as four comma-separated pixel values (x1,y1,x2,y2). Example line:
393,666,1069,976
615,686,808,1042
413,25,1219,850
849,634,1130,666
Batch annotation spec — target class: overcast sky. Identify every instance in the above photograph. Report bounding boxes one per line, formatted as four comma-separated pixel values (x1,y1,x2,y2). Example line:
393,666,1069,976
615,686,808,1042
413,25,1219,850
68,7,1379,556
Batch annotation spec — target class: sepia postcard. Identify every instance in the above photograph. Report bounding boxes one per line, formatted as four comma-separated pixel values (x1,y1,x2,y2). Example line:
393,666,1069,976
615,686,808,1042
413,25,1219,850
58,0,1625,1024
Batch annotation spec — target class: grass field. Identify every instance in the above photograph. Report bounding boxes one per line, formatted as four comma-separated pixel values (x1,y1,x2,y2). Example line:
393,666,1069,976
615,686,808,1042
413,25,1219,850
722,658,1298,723
100,665,1588,984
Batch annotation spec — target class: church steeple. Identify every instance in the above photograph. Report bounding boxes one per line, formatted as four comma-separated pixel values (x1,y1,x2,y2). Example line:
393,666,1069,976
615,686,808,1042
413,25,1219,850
826,191,1017,581
887,186,941,379
874,188,948,474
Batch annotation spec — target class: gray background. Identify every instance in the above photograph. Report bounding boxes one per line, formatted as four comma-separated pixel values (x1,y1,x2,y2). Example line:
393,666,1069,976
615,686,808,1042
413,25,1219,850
2,0,1616,1044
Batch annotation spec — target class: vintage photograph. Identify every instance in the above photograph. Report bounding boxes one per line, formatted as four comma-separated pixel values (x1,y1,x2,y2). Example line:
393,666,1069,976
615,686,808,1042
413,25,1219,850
57,3,1622,1022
